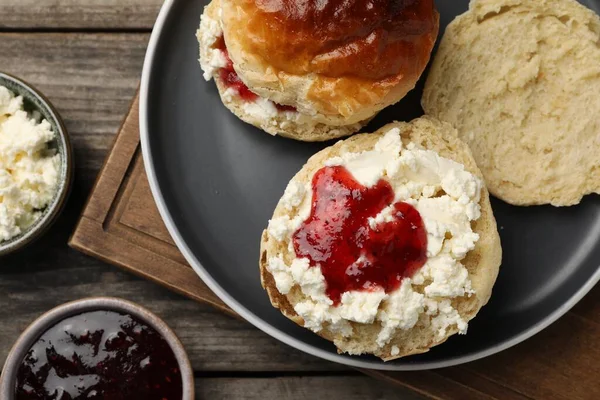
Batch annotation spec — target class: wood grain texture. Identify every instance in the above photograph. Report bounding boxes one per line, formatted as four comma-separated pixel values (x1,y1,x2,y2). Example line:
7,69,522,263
0,33,147,181
0,1,161,30
70,95,232,313
195,376,425,399
69,86,600,399
0,264,343,373
1,16,599,400
0,33,342,374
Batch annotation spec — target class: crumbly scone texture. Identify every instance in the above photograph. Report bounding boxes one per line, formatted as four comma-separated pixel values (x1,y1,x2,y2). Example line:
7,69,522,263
212,78,371,142
198,0,370,141
422,0,600,206
259,116,502,360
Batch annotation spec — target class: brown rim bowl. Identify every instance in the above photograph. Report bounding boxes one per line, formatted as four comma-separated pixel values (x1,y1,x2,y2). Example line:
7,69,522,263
0,297,195,399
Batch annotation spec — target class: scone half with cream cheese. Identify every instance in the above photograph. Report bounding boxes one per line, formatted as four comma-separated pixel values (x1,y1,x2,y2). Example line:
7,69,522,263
260,116,502,360
197,0,439,141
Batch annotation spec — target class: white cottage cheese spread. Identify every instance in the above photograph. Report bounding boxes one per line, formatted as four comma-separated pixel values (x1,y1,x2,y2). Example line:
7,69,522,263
197,11,323,131
0,86,60,242
266,128,482,348
198,11,228,81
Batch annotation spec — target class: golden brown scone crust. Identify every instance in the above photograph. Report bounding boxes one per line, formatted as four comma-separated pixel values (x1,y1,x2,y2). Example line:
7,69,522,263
221,0,440,124
259,116,502,360
422,0,600,206
199,0,373,141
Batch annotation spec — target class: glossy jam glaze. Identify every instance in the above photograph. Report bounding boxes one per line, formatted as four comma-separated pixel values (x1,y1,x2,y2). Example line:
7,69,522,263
240,0,438,80
215,37,298,110
15,311,182,400
216,38,259,101
293,166,428,304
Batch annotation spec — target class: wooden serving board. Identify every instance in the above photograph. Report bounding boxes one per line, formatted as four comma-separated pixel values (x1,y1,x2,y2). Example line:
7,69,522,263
70,93,600,400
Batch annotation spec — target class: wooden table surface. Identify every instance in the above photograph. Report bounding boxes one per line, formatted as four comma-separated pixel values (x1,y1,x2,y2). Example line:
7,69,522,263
0,2,426,399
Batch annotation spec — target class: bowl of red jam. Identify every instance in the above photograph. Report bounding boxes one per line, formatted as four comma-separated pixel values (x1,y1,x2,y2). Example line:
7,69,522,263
0,297,194,400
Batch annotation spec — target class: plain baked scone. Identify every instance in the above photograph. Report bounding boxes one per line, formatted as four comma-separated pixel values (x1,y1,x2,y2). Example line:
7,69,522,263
198,0,439,141
422,0,600,206
259,117,502,360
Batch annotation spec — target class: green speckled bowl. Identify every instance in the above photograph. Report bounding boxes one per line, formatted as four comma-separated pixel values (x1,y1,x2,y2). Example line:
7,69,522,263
0,72,73,257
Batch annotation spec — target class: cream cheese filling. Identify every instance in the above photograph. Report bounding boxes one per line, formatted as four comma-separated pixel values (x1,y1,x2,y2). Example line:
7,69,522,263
197,12,308,128
0,86,60,242
266,128,482,348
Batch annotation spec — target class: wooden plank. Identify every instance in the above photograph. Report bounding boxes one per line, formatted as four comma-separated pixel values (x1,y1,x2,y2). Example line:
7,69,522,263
68,92,233,314
120,170,177,245
194,376,426,400
463,312,600,400
0,1,162,30
80,94,142,223
0,33,147,181
72,216,225,310
0,263,343,372
0,33,340,373
362,370,502,400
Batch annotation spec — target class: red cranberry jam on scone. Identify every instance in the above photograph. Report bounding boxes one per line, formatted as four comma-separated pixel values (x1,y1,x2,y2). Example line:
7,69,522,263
260,117,502,360
197,0,439,141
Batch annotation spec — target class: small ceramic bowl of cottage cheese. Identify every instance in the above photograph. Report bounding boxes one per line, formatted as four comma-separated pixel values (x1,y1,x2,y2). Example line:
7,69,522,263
0,72,73,257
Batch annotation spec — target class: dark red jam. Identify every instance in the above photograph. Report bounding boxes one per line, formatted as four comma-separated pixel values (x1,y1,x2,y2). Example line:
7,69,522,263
215,36,297,111
293,166,428,305
274,104,297,112
217,46,258,102
15,311,183,400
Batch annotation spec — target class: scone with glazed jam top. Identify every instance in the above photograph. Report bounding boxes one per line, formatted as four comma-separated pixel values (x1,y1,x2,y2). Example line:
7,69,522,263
197,0,439,141
260,116,502,360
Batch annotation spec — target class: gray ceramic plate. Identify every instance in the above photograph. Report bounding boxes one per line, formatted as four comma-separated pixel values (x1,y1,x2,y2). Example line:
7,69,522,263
140,0,600,370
